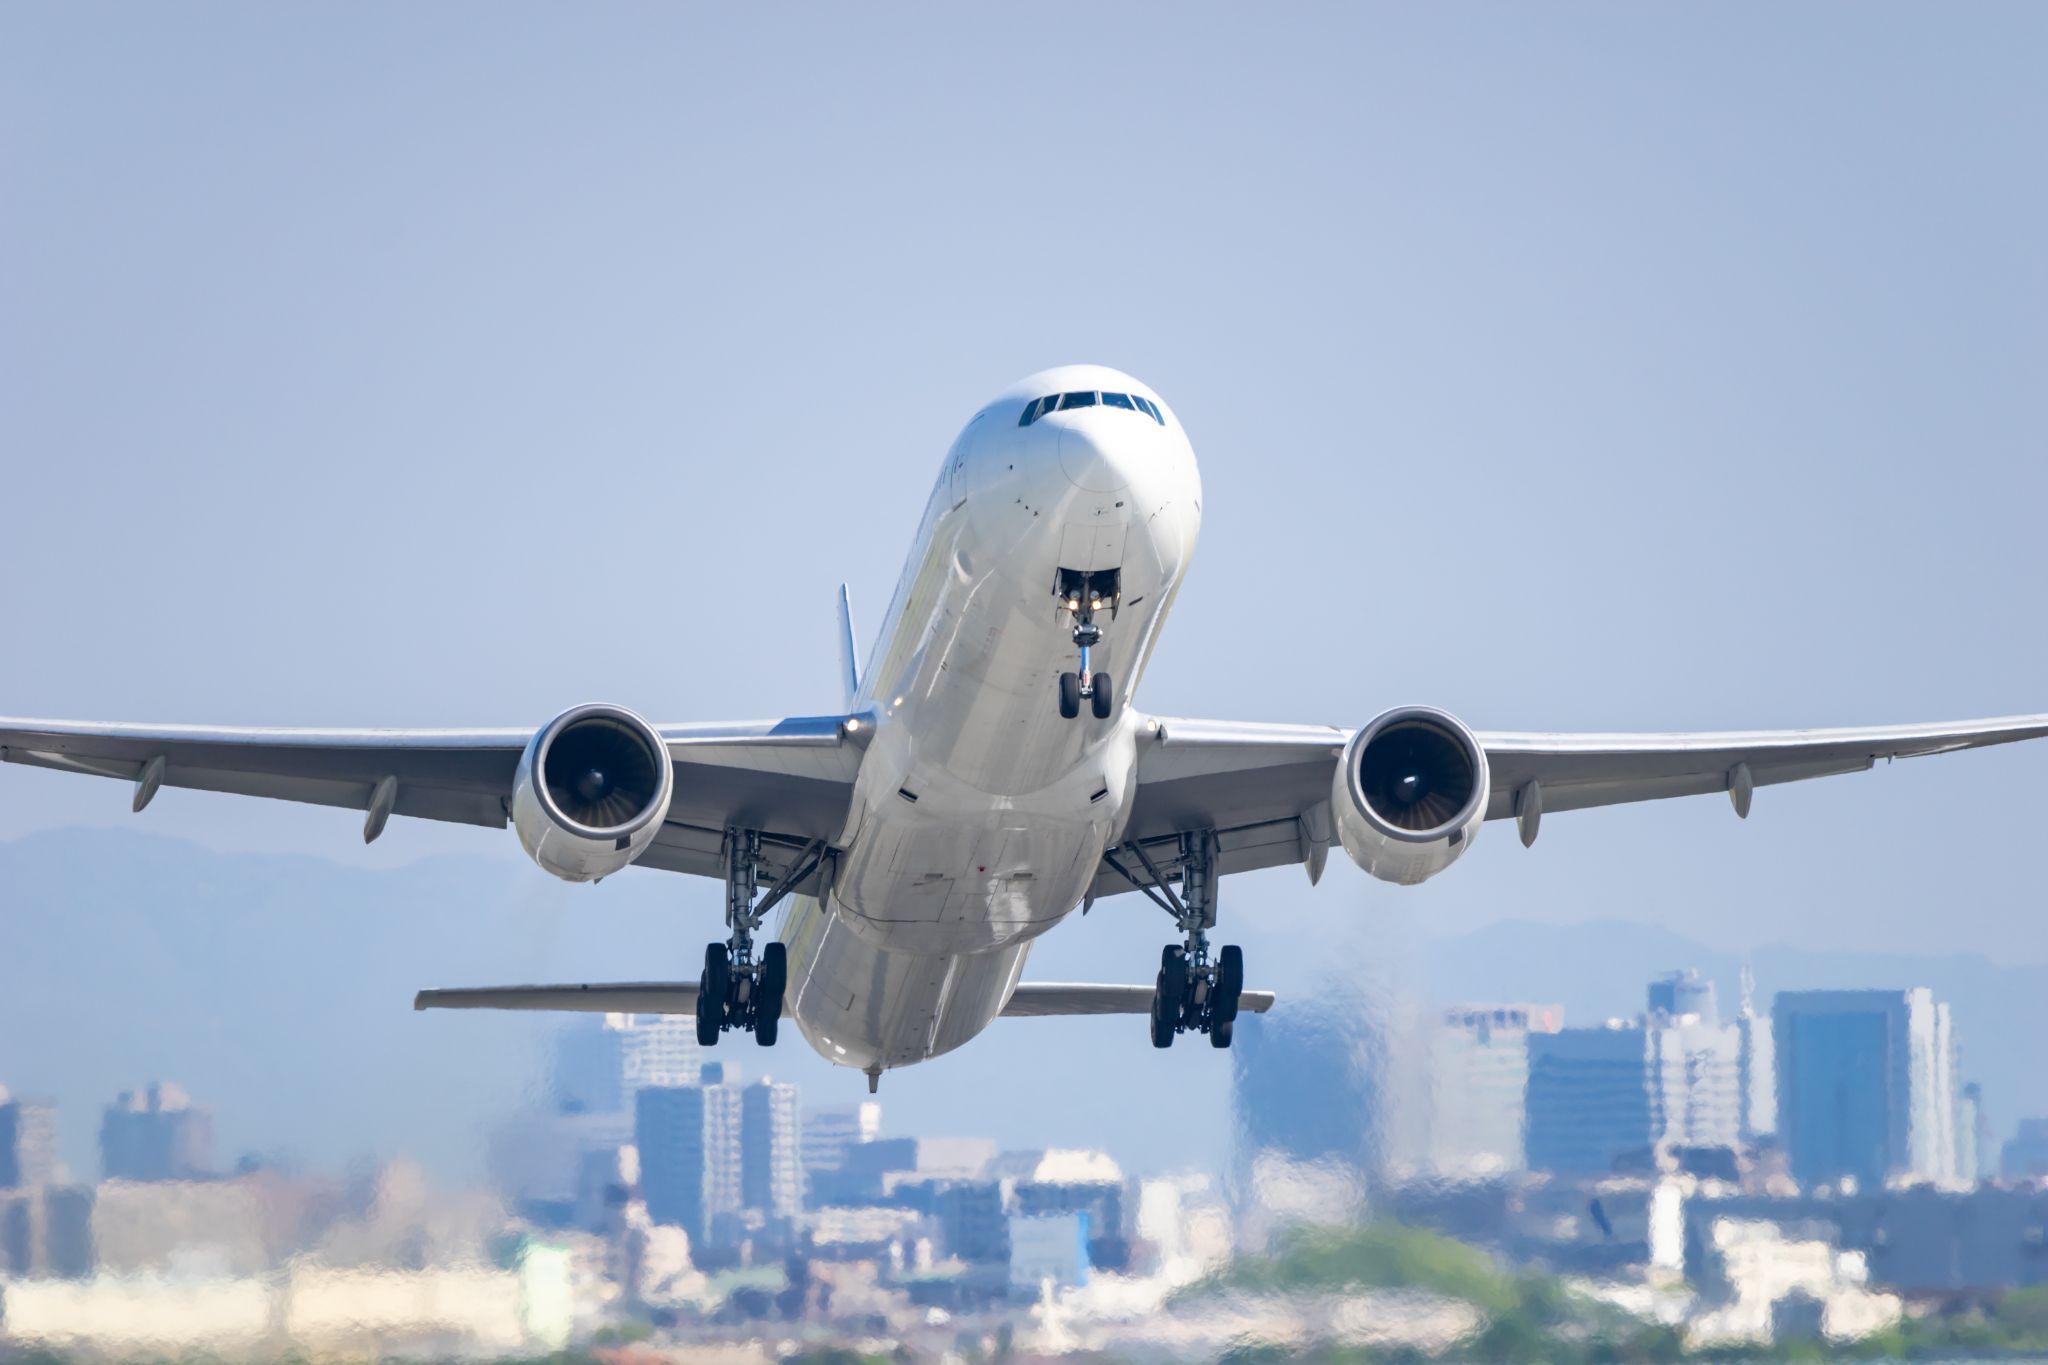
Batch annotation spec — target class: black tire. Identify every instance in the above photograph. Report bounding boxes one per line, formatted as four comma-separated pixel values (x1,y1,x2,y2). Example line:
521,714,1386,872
1090,673,1113,719
1212,944,1245,1026
755,1011,779,1047
1210,1017,1235,1049
1057,672,1082,719
1149,990,1175,1048
757,943,788,1027
1156,946,1188,1029
696,943,730,1047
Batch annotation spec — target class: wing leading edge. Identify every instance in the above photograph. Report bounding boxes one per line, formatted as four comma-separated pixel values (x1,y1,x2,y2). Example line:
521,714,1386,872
0,714,866,879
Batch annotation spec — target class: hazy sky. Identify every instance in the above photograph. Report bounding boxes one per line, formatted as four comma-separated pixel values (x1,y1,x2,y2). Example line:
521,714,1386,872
4,0,2045,984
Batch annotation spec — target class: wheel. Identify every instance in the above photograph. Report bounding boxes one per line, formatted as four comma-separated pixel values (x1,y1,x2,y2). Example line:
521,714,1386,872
1210,1017,1235,1049
1149,992,1175,1048
754,942,787,1047
1090,673,1113,719
1155,946,1188,1033
1057,672,1081,719
1212,945,1245,1026
696,942,730,1047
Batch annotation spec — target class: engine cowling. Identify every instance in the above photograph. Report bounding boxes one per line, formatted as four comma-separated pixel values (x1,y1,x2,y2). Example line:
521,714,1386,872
1332,705,1490,885
512,704,674,882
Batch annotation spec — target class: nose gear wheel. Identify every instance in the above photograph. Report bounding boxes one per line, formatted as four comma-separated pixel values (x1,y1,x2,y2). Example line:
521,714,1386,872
1053,568,1119,721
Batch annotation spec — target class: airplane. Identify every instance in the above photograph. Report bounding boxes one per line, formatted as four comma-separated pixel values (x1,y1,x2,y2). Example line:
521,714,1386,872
5,362,2046,1093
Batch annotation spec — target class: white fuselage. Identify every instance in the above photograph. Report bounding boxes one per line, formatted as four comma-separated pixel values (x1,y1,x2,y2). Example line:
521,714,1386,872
780,365,1202,1074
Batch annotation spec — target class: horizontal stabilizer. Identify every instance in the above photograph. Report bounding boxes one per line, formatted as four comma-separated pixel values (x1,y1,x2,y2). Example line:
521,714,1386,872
1000,983,1275,1016
415,982,696,1014
414,980,1276,1018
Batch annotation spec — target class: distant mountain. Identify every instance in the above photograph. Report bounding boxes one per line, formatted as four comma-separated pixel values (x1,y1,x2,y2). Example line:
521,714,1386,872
0,827,611,1183
3,829,2039,1192
1416,917,2048,1143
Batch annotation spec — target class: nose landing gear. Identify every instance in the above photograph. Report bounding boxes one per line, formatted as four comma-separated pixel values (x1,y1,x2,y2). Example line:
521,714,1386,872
696,830,826,1047
1055,568,1119,721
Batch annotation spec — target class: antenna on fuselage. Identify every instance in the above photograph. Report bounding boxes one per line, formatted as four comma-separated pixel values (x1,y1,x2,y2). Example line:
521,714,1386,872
836,583,862,710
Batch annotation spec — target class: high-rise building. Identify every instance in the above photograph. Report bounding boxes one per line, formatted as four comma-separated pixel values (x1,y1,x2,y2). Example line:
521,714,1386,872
2002,1118,2048,1181
0,1088,58,1190
802,1100,881,1198
1230,997,1394,1181
1735,968,1777,1143
1957,1083,1984,1186
553,1012,706,1115
1648,969,1718,1024
741,1077,802,1221
100,1084,213,1182
1774,988,1963,1189
636,1065,743,1250
1426,1004,1561,1177
1525,973,1741,1176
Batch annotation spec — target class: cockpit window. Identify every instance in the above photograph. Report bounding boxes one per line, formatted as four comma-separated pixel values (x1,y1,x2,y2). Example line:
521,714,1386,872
1019,389,1168,427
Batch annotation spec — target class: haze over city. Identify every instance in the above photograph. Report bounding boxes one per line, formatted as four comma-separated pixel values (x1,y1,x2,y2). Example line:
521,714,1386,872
2,3,2044,1359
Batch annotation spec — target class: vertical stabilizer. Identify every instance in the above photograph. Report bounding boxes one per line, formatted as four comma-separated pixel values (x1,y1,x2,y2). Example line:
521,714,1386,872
836,584,861,709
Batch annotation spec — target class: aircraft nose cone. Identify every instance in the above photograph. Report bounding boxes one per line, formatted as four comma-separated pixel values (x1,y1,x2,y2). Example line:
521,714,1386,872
1058,419,1133,493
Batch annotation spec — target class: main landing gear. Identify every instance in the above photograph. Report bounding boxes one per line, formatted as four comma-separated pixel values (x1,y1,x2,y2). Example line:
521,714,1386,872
1103,830,1246,1049
697,829,828,1048
1055,568,1118,722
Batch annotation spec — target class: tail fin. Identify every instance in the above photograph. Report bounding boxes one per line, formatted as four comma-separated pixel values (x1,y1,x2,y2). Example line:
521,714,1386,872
836,583,861,709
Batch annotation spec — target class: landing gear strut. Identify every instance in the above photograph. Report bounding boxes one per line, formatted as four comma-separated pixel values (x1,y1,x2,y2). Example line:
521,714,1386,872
1105,830,1245,1048
697,830,826,1048
1055,569,1117,721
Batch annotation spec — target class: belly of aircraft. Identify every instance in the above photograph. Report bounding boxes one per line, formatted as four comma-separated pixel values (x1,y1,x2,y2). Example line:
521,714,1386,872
778,891,1032,1072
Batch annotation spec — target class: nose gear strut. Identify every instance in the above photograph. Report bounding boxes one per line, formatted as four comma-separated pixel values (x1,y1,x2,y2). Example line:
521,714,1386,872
1055,568,1120,721
697,830,828,1048
1102,830,1245,1048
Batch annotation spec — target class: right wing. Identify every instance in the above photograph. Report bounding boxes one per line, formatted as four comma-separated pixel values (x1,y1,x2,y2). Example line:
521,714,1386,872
1090,710,2048,899
0,714,866,885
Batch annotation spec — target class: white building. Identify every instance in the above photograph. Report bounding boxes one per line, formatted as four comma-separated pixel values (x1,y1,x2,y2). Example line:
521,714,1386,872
1426,1003,1562,1177
1685,1218,1901,1348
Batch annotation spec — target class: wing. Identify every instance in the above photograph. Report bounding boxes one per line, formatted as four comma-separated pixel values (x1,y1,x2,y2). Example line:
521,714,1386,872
413,980,1276,1017
0,714,863,883
1091,711,2048,898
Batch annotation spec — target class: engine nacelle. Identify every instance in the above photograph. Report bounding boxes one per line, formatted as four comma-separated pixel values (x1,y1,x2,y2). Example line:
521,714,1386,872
512,704,674,883
1332,705,1490,886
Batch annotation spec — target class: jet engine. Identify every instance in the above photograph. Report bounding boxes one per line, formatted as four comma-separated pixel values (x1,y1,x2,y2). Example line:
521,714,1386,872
1332,706,1490,885
512,704,674,882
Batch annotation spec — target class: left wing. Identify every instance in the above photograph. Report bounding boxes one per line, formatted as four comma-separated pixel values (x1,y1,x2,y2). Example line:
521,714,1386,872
414,980,1275,1017
1092,711,2048,899
0,714,864,883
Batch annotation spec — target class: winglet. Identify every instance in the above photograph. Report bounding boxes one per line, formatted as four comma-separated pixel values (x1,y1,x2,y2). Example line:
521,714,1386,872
836,584,861,710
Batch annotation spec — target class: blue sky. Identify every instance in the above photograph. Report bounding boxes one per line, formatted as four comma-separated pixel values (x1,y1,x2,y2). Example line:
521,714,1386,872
4,0,2045,978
